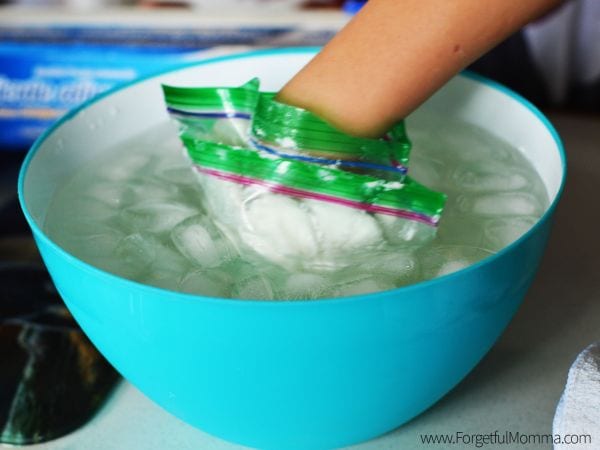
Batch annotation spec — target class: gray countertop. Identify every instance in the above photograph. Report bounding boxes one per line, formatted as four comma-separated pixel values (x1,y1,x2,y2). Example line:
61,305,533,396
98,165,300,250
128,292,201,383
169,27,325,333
7,112,600,450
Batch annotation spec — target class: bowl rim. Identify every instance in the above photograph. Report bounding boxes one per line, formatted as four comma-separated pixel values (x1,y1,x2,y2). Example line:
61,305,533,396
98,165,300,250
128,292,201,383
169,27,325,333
17,47,567,307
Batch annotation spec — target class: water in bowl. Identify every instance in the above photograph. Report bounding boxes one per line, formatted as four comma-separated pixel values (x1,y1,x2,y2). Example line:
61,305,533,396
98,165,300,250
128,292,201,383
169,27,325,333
43,113,549,300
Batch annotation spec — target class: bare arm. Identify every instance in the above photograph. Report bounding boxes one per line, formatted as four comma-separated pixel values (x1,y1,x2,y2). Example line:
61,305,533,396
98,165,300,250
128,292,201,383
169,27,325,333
277,0,562,137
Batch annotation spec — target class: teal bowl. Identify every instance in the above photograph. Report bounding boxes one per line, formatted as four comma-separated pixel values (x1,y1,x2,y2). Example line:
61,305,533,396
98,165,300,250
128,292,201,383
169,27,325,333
18,48,565,449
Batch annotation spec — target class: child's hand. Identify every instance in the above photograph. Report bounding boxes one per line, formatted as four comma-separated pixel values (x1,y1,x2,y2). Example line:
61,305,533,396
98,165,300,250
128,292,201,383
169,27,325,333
277,0,562,138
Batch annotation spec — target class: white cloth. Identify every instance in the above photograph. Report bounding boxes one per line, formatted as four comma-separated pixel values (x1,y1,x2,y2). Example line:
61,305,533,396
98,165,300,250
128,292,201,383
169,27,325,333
524,0,600,103
553,342,600,449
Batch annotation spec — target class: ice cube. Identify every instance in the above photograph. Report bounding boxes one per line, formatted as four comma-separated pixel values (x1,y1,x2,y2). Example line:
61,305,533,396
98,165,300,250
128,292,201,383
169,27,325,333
220,259,284,286
329,274,396,298
156,166,195,185
44,190,119,251
283,272,329,300
170,215,236,268
483,216,538,250
119,201,197,234
178,269,232,297
376,214,437,245
137,237,191,289
151,239,191,274
62,228,124,260
436,215,484,248
141,270,181,291
417,245,493,279
101,154,150,182
445,122,514,164
451,167,529,192
356,250,419,281
231,274,275,300
96,232,157,279
436,260,470,276
121,178,180,205
67,194,119,223
456,193,544,217
45,207,118,242
408,155,447,191
82,181,125,208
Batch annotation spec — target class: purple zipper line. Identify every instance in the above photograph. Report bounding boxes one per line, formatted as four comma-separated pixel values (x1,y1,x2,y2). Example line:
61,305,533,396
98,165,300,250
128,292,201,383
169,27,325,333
167,107,252,120
194,165,438,226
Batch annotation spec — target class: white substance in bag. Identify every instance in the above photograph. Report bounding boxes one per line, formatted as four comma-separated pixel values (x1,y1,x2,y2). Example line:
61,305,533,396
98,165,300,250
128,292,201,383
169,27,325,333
195,172,433,271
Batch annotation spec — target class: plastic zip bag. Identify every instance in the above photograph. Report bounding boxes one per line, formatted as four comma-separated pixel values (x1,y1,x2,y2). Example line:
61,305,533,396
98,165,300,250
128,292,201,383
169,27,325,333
250,93,411,178
162,78,260,146
163,79,446,270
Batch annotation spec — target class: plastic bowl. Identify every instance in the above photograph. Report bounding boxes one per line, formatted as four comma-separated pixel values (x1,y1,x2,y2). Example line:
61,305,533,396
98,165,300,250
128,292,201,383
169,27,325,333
18,48,565,449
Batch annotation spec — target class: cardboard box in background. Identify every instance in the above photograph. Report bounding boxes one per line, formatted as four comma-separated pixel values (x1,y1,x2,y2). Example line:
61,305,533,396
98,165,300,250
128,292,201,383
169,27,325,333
0,11,343,150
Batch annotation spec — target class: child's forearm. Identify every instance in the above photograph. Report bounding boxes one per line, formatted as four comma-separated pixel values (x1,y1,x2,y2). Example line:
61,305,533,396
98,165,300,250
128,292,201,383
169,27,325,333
277,0,562,137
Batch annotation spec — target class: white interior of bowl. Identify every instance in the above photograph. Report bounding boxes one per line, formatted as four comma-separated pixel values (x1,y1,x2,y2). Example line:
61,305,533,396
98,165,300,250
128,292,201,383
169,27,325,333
23,49,563,227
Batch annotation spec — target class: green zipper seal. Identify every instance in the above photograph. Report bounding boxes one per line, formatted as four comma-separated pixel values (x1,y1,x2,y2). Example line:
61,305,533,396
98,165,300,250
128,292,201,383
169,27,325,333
251,93,411,168
184,137,445,225
162,78,260,112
